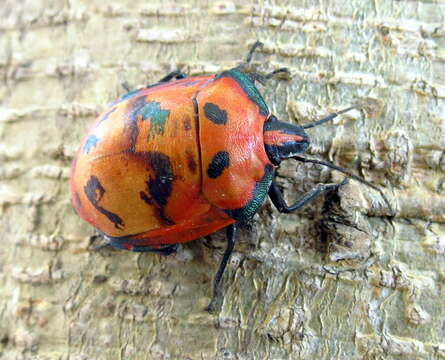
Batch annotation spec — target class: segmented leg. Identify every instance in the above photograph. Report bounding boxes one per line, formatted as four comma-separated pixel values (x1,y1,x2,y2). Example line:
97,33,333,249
106,236,178,255
207,224,237,312
158,70,187,83
245,40,264,64
145,71,188,88
130,244,178,255
203,235,222,250
249,67,290,85
293,156,395,216
242,42,290,84
264,67,290,79
121,81,132,92
268,178,349,213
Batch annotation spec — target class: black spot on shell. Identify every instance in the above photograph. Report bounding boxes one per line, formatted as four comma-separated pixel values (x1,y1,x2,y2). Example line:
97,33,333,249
204,103,227,125
126,97,147,152
183,116,192,131
146,152,174,206
138,152,176,225
186,151,197,174
84,176,125,230
207,151,230,179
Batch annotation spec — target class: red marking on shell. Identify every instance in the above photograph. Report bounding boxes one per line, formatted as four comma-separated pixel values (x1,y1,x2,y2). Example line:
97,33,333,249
264,130,304,146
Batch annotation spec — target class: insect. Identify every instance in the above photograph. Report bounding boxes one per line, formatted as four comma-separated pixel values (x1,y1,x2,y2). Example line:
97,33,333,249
70,42,393,310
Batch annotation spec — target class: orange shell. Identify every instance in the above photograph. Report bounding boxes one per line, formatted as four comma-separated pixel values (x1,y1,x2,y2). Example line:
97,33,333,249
70,70,274,247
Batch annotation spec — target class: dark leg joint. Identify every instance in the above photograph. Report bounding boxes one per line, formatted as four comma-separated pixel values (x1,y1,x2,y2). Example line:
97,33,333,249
248,68,291,85
245,41,264,64
264,67,290,80
121,81,132,92
106,236,178,255
158,71,187,83
146,71,187,88
136,244,178,256
207,224,237,313
203,235,222,250
268,179,349,214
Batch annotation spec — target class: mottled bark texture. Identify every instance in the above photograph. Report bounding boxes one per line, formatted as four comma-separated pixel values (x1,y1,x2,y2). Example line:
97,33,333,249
1,1,444,359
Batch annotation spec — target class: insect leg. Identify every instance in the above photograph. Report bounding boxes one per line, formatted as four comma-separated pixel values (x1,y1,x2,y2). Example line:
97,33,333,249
207,223,237,312
245,40,264,64
130,244,178,255
106,235,178,255
249,67,291,85
158,70,187,83
121,81,132,92
146,71,188,88
203,235,222,250
293,156,395,216
264,67,290,80
268,179,349,213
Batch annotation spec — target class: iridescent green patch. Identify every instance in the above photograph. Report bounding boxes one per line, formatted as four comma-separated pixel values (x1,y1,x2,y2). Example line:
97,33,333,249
225,165,274,222
120,89,140,101
216,68,269,116
139,102,171,136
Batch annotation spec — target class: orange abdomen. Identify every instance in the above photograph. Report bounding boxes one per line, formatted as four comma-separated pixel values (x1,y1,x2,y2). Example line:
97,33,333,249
70,70,275,247
70,76,225,241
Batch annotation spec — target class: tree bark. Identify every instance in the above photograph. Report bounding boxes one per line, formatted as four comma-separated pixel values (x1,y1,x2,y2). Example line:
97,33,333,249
1,0,444,359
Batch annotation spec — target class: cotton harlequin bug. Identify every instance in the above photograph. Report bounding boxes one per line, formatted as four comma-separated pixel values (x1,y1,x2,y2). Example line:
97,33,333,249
70,42,393,310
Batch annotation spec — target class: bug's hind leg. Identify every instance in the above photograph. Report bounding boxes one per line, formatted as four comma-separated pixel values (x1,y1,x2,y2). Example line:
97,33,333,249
207,224,237,313
268,178,349,213
121,81,132,92
130,244,178,255
203,235,222,250
105,236,178,256
120,71,187,93
158,71,187,83
146,71,187,88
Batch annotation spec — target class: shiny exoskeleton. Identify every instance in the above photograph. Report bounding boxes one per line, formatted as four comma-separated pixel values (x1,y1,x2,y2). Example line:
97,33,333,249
70,42,392,311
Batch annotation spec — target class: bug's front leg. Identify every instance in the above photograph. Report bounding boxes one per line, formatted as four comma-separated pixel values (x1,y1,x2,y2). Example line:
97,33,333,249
268,178,349,213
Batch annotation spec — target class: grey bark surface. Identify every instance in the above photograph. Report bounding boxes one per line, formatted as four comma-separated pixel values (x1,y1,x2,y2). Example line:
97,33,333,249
1,1,444,359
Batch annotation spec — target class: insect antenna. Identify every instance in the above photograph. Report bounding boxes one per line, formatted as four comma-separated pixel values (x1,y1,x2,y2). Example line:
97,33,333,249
293,155,395,217
302,105,358,129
